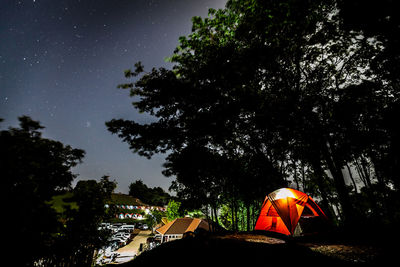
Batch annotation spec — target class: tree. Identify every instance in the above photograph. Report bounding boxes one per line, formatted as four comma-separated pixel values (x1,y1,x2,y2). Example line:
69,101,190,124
129,180,151,202
337,0,400,188
336,0,400,225
107,0,399,229
49,177,116,266
166,200,182,221
107,1,289,229
146,209,164,233
129,179,171,206
1,116,85,266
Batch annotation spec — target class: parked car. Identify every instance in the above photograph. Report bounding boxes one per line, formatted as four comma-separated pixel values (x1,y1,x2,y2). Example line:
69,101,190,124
109,241,120,251
110,237,126,246
110,225,119,232
113,233,130,240
142,224,148,230
120,224,135,232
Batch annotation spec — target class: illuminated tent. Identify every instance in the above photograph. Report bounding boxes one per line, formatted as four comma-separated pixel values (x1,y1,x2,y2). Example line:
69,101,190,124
255,188,328,236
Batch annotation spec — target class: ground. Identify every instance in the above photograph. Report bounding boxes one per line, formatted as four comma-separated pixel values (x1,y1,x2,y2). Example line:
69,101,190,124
116,231,395,266
116,229,152,255
105,229,152,264
217,233,385,264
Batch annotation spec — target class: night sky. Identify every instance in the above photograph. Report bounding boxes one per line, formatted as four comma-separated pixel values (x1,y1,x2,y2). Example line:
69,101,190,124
0,0,227,193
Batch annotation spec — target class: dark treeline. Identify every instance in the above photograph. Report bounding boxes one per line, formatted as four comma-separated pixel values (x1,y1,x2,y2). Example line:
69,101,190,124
107,0,399,232
128,179,171,206
1,117,116,266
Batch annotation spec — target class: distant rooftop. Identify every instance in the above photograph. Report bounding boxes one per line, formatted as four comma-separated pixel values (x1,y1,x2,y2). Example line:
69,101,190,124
156,218,210,235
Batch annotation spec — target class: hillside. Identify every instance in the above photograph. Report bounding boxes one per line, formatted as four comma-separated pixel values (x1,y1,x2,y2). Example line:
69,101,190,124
117,232,393,266
49,193,145,214
109,193,146,206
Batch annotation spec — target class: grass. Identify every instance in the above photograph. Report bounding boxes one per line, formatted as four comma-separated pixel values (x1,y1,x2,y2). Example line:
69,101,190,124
49,192,78,213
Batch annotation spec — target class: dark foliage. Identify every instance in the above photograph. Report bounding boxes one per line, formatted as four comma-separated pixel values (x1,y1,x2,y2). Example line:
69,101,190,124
128,179,171,206
1,117,115,266
107,0,399,232
1,116,84,266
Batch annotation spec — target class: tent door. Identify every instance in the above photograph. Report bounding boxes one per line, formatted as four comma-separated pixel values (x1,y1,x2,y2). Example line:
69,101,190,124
293,222,303,237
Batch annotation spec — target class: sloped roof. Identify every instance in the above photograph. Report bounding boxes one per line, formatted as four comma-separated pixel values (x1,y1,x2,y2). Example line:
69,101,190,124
156,219,176,235
186,218,201,232
156,218,209,235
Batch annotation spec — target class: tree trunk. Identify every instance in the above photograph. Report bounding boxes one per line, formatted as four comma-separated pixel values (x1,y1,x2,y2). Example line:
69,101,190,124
293,160,299,190
231,197,236,231
205,205,211,232
360,156,373,186
301,161,306,192
354,158,370,188
209,204,214,232
246,203,251,231
346,163,358,194
323,142,355,226
213,204,219,232
310,160,335,221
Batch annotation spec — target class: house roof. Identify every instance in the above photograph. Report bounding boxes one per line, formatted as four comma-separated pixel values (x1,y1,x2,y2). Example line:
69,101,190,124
186,218,202,232
156,218,209,235
156,219,176,235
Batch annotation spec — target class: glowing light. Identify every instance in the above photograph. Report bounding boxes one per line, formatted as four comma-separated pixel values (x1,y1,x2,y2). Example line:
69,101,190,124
269,188,296,200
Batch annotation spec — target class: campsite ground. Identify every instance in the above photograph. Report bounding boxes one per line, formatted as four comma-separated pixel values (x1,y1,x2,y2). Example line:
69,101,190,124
115,231,394,266
218,232,386,264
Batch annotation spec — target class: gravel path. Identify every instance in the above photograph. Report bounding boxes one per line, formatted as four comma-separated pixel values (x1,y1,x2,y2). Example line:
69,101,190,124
117,230,152,254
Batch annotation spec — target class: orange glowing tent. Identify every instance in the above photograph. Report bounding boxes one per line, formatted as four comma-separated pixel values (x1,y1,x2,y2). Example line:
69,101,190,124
255,188,328,236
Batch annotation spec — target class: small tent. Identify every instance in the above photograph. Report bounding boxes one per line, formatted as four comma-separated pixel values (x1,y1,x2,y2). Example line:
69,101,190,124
255,188,328,236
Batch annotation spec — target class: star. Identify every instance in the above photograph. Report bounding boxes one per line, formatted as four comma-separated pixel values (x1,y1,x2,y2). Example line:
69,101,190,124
0,0,228,194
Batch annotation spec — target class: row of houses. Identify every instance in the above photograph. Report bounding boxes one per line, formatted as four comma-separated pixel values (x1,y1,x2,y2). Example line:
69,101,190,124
106,204,166,212
108,193,166,219
116,213,145,220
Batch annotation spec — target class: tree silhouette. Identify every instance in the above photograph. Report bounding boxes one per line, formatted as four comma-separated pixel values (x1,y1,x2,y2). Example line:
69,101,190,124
107,0,400,230
1,116,85,265
129,179,171,206
50,177,116,266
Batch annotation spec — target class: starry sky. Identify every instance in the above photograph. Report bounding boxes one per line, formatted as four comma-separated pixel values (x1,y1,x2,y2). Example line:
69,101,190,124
0,0,227,193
